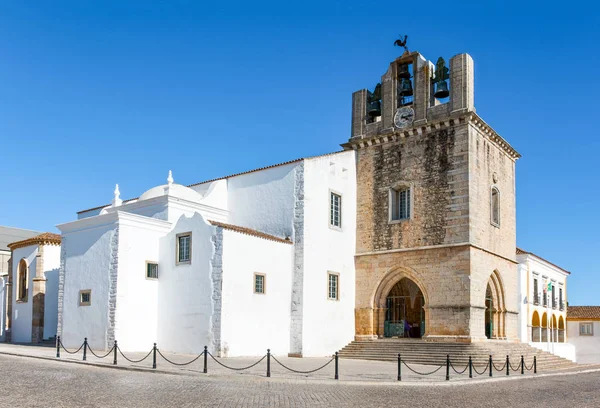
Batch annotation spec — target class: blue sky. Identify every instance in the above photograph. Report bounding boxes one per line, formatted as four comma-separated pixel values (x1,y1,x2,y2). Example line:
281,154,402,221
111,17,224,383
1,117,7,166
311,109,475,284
1,1,598,304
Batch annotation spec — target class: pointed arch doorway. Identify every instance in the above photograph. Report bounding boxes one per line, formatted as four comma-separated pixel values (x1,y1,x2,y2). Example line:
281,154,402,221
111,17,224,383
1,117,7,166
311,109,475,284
383,278,425,338
484,271,506,339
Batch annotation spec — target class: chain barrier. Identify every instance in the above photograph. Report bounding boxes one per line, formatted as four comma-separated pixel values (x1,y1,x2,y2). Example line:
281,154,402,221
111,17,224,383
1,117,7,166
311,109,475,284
87,345,115,359
472,362,489,376
156,349,204,366
449,360,469,375
207,351,266,371
59,340,84,355
401,361,444,376
509,360,522,372
523,360,534,371
492,360,507,372
117,347,153,364
271,355,335,374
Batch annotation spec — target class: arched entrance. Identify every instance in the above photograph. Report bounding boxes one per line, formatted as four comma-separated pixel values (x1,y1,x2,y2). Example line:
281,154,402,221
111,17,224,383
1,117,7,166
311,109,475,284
383,278,425,338
551,315,558,343
558,316,565,342
531,311,541,342
484,271,506,339
541,313,548,342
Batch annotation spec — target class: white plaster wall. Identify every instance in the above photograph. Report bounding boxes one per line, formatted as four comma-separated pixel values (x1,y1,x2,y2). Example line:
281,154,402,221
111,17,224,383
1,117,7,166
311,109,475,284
0,276,5,341
529,341,576,362
60,223,117,350
568,321,600,364
226,163,297,238
302,152,357,356
189,179,228,210
157,213,216,354
517,262,528,343
220,230,293,357
114,221,167,351
42,244,61,340
11,245,37,343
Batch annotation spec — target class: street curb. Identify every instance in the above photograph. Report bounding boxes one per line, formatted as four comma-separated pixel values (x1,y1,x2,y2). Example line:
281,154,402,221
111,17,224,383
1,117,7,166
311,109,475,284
1,350,599,387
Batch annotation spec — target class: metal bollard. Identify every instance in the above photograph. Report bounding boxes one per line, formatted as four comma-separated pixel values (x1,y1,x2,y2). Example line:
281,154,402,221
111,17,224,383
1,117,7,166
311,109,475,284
83,338,88,361
334,352,339,380
113,340,118,365
489,355,493,377
506,355,509,376
521,355,524,375
446,354,450,381
56,335,60,358
267,349,271,378
534,355,537,374
397,353,402,381
152,343,157,369
203,346,208,374
468,356,473,379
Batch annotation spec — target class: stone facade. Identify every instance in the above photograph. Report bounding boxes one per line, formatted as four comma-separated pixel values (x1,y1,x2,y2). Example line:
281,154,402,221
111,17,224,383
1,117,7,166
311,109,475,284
344,50,520,343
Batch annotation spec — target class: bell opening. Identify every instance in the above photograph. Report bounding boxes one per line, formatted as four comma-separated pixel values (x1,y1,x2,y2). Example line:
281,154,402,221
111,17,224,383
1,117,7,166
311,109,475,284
433,80,450,99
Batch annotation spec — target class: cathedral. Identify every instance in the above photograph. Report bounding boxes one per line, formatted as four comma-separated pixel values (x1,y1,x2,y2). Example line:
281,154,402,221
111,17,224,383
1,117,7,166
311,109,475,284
3,48,574,360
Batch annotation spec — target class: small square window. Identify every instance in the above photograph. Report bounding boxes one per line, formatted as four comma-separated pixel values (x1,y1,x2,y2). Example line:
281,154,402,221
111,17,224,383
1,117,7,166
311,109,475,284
254,273,266,294
328,272,339,301
580,323,593,336
330,192,342,229
146,262,158,279
390,187,411,221
176,233,192,264
79,290,91,306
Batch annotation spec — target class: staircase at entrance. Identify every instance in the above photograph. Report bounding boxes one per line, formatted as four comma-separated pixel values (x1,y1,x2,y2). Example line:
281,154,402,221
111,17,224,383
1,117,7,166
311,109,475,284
338,339,578,370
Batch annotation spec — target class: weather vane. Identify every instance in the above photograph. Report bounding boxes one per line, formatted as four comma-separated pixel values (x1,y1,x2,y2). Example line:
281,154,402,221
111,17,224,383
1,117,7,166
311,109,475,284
394,35,409,53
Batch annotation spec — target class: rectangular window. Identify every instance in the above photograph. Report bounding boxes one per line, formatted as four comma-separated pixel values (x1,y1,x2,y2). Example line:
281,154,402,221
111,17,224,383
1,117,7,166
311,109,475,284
146,262,158,279
254,273,266,294
559,288,563,310
580,323,593,336
79,290,91,306
330,192,342,228
176,233,192,264
533,278,539,305
390,187,410,221
328,272,339,300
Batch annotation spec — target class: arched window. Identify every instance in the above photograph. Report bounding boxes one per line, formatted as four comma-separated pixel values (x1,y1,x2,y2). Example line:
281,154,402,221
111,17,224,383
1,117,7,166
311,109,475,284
491,187,500,227
17,259,28,302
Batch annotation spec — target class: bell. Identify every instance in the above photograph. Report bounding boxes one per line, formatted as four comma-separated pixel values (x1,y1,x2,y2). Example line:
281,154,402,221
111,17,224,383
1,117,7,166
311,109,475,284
434,80,449,99
399,78,413,97
367,100,381,117
398,64,411,79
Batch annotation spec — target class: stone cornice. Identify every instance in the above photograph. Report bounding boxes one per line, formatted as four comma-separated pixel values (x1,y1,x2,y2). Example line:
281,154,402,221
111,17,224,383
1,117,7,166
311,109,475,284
342,111,521,161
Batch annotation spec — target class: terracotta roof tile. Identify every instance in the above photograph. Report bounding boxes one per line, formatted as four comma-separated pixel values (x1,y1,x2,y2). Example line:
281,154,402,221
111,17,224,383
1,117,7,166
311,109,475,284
209,221,292,245
567,306,600,320
8,232,61,250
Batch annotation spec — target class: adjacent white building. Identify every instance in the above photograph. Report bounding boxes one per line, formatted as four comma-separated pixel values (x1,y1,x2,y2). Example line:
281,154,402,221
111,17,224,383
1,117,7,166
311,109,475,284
517,248,574,361
56,151,357,357
567,306,600,364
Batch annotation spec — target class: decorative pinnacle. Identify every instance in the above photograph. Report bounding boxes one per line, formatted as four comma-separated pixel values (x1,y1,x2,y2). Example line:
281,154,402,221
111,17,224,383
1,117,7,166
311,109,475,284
167,170,174,185
112,184,122,207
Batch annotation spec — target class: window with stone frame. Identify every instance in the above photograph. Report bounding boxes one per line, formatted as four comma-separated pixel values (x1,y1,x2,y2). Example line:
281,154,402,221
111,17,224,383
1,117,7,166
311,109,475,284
328,272,339,300
254,273,266,294
330,191,342,229
176,232,192,264
17,259,28,302
146,262,158,279
491,187,500,227
79,289,91,306
580,323,593,336
390,186,411,221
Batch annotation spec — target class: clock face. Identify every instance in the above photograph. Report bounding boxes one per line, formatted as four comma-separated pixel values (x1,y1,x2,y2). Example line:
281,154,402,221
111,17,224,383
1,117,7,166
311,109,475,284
394,106,415,129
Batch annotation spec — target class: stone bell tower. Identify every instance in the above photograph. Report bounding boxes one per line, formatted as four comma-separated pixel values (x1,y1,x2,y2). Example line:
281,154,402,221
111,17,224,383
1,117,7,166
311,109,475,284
343,47,521,343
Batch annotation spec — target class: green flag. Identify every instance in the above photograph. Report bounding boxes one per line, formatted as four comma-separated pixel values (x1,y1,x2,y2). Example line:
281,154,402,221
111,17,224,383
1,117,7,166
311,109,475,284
547,282,552,292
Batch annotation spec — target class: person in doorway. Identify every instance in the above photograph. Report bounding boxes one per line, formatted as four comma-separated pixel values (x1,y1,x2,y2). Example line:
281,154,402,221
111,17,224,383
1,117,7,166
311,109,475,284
404,320,412,338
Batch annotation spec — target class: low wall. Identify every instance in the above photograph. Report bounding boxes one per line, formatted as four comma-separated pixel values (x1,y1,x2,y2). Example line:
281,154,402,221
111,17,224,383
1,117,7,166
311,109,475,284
529,342,576,362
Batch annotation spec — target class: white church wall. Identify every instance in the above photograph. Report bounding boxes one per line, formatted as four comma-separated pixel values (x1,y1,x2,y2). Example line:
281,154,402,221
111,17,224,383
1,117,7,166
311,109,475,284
568,320,600,364
189,179,228,210
11,244,37,343
59,219,118,350
301,152,357,357
113,216,170,351
220,230,293,357
42,244,61,340
0,276,6,341
226,163,297,239
517,262,528,343
157,212,216,354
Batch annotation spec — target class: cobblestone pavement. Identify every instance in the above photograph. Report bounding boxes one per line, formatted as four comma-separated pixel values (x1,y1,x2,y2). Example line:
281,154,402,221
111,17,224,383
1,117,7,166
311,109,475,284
1,354,600,408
